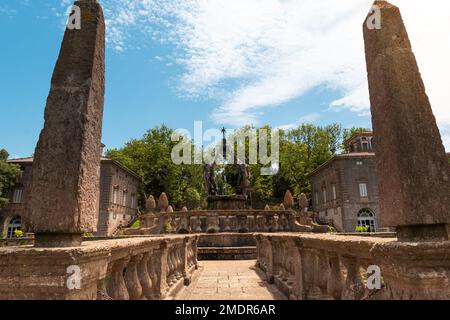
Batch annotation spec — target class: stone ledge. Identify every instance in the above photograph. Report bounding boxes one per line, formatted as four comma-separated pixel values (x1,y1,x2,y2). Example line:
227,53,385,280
0,235,199,300
255,233,450,300
198,246,257,260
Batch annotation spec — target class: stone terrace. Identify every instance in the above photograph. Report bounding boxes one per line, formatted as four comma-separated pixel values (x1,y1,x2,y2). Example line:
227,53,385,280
1,0,450,300
176,260,285,300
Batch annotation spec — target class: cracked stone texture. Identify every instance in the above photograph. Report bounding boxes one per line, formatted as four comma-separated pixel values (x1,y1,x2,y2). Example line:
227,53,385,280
177,260,285,300
25,0,105,233
363,0,450,228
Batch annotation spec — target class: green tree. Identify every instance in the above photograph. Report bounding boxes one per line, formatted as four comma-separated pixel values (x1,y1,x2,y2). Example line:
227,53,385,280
0,149,21,208
277,124,340,198
106,126,205,209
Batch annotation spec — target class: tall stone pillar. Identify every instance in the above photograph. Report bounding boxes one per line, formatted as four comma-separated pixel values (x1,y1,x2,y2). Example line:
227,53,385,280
363,1,450,241
25,0,105,247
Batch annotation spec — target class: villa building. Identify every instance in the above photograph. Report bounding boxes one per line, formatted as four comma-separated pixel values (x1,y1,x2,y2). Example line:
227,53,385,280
309,132,380,232
0,157,140,238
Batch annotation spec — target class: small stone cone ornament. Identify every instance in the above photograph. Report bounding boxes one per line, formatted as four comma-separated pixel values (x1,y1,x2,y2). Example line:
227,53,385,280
283,190,294,209
158,192,169,212
181,206,188,212
264,205,270,211
145,195,156,213
166,205,174,213
299,193,309,212
279,204,285,211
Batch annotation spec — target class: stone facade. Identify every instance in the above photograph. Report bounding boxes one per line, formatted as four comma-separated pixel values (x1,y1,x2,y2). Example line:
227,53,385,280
0,157,140,238
310,132,379,232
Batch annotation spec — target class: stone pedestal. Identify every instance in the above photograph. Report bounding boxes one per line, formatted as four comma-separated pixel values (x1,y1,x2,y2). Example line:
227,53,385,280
207,195,247,210
363,1,450,241
24,0,105,247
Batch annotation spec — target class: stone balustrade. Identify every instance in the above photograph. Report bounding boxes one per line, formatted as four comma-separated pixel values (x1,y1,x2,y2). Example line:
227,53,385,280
157,210,327,234
255,233,450,300
0,235,199,300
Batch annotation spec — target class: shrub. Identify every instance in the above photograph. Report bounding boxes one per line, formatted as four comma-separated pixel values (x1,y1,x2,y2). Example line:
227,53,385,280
83,232,94,238
355,225,370,233
130,219,141,229
14,229,24,238
164,223,173,233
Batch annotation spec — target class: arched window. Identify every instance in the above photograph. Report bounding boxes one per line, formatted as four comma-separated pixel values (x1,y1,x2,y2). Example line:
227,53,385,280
357,209,376,232
7,216,22,238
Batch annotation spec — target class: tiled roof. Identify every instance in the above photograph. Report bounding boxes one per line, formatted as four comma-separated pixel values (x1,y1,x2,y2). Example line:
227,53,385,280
335,152,375,158
308,152,375,178
7,156,141,180
7,157,34,163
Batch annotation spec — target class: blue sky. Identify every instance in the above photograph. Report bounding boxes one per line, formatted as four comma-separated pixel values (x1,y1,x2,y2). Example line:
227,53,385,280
1,0,449,158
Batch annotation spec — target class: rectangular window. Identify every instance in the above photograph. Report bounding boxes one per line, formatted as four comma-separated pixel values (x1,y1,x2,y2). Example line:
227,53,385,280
322,188,327,204
332,184,337,200
122,191,128,207
12,188,23,204
359,183,368,197
131,194,136,209
362,142,369,151
113,187,119,204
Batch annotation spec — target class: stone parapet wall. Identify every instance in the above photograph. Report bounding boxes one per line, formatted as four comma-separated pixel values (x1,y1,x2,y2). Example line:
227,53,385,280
255,233,450,300
157,210,326,234
0,235,199,300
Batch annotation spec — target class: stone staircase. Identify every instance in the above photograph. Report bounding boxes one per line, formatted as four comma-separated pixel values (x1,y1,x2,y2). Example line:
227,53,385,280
197,233,257,260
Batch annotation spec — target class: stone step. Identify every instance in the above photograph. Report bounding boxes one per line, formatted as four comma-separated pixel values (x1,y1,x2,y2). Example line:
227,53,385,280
198,246,257,260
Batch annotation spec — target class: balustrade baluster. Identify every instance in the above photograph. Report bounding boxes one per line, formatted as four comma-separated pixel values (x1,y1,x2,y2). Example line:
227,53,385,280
138,252,154,300
326,253,343,300
124,254,143,300
341,255,365,300
107,258,130,300
175,245,183,280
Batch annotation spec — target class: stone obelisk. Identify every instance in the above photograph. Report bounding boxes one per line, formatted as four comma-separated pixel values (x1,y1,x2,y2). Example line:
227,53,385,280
363,1,450,241
25,0,105,247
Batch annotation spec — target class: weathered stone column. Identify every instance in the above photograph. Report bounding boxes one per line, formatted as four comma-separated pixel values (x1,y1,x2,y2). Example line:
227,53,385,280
25,0,105,247
363,1,450,241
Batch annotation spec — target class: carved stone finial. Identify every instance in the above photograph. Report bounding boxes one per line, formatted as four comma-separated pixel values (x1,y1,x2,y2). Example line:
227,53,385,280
299,193,309,211
264,204,270,211
279,203,285,211
145,195,156,213
166,205,174,213
158,192,169,211
283,190,294,209
181,206,188,212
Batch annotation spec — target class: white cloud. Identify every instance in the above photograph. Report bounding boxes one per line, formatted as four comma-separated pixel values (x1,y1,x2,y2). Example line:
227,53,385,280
63,0,450,149
277,112,321,131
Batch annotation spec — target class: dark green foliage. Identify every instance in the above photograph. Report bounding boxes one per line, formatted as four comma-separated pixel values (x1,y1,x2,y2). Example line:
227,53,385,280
0,149,21,208
107,123,366,209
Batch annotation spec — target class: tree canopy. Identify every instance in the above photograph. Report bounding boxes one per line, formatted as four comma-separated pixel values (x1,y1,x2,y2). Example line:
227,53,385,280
106,125,205,209
106,123,368,210
0,149,21,208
